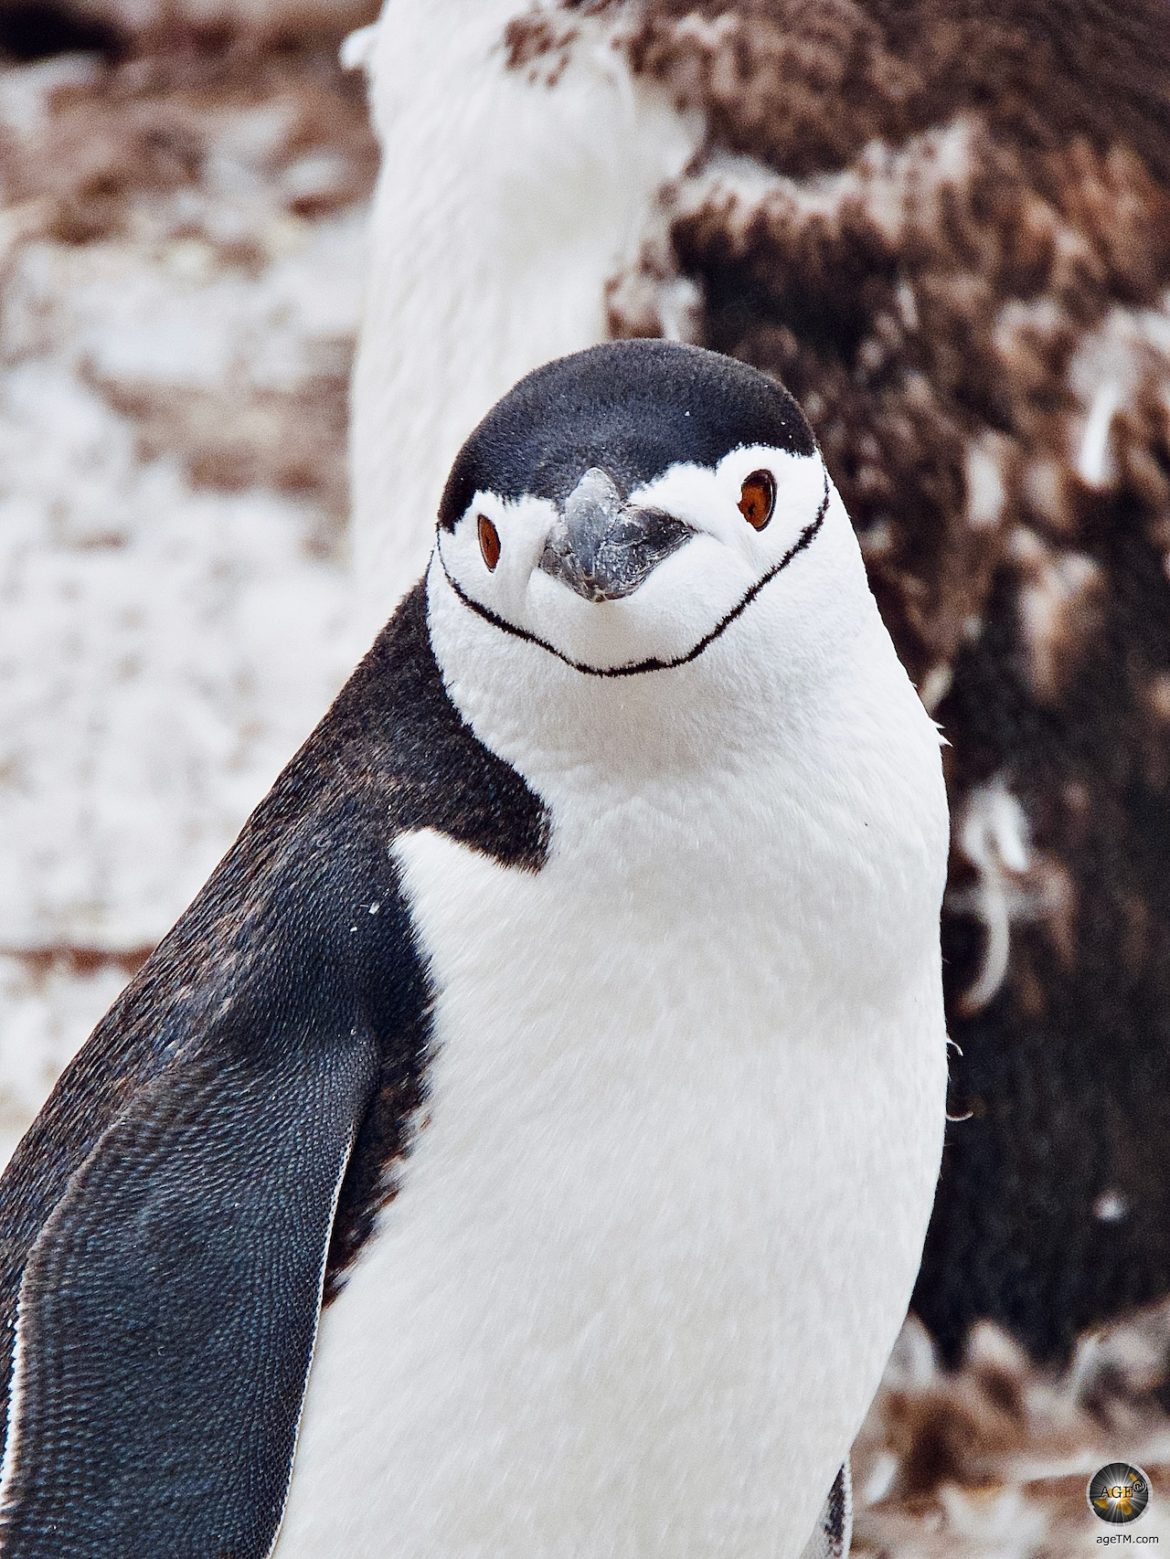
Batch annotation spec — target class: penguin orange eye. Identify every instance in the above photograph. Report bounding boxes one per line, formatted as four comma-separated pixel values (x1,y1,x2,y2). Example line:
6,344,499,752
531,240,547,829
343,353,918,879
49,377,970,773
738,471,775,531
478,514,501,570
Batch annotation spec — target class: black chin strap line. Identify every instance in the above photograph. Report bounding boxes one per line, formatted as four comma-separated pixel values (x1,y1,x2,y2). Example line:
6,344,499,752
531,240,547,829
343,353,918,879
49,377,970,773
440,471,831,680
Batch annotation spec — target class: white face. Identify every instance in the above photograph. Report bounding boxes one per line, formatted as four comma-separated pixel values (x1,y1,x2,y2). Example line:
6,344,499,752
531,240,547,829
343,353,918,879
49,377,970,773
423,341,889,782
435,444,834,676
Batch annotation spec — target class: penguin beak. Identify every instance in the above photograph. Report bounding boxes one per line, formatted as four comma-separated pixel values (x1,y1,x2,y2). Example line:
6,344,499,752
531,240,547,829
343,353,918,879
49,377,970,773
538,467,694,602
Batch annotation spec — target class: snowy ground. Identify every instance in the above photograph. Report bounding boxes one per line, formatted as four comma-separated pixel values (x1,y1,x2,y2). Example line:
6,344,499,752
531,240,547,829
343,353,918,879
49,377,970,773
0,20,378,1160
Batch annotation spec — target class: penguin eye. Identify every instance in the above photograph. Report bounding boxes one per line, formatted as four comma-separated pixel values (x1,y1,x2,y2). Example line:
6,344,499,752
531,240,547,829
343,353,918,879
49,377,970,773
738,470,775,531
477,514,501,571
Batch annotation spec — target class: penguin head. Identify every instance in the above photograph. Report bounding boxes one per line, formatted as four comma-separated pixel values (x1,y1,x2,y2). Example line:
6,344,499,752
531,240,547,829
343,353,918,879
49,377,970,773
431,341,861,686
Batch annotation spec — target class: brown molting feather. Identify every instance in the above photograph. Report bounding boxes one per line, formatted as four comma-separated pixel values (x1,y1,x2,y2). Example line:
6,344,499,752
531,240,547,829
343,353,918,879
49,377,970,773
512,0,1170,1363
850,1305,1170,1553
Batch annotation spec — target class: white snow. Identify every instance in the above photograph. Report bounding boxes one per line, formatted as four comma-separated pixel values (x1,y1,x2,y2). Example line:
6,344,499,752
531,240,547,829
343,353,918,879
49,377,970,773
0,45,374,1166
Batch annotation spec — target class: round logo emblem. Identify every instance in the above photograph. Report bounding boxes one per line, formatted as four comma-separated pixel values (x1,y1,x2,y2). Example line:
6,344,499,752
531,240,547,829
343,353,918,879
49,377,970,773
1088,1463,1151,1525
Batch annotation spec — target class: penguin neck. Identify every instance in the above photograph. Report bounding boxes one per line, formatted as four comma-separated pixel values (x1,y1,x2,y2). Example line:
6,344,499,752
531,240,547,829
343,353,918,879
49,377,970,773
424,556,915,816
351,0,698,635
423,551,947,1010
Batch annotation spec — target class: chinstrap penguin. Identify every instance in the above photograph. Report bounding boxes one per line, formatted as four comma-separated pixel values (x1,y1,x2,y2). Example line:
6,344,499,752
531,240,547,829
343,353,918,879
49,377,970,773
0,340,947,1558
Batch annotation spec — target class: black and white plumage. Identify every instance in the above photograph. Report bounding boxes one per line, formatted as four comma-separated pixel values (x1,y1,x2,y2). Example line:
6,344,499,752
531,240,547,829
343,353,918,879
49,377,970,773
350,0,1170,1365
0,342,947,1556
0,581,544,1556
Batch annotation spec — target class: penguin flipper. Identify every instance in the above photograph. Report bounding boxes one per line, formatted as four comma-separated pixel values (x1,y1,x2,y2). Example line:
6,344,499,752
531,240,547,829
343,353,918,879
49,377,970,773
0,1005,380,1559
799,1461,853,1559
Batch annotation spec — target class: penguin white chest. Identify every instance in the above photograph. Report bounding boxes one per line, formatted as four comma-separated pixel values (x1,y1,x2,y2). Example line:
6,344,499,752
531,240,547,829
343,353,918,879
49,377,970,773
277,757,944,1559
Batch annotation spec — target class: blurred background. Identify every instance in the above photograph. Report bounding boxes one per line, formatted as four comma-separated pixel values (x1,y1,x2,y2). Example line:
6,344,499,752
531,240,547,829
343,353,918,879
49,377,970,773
0,0,379,1163
3,2,1170,1555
